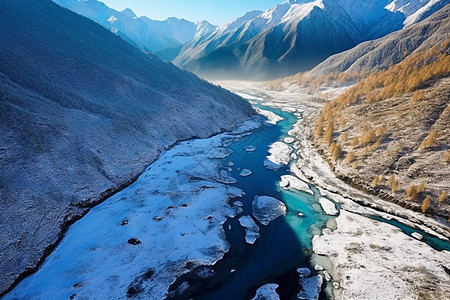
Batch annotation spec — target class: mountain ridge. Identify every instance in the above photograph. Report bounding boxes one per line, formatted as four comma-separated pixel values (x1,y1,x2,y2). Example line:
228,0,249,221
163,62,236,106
0,0,254,294
174,0,448,79
52,0,217,58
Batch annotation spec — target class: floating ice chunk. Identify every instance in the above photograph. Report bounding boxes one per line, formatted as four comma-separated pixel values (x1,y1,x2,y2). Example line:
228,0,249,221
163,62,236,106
297,268,311,277
245,146,257,152
298,275,323,300
314,264,324,271
322,271,332,282
252,196,287,225
255,108,284,125
239,169,253,177
251,283,280,300
239,216,260,244
318,198,339,216
284,137,295,144
280,175,313,195
279,177,290,188
411,232,423,240
264,142,292,170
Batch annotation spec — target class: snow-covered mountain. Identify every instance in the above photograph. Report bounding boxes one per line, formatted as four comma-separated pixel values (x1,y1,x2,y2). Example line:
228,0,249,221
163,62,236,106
173,0,449,79
308,3,450,76
0,0,253,295
52,0,216,59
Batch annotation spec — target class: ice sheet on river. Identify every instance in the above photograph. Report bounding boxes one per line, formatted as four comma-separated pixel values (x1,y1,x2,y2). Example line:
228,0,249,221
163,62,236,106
252,196,287,225
318,198,339,216
264,142,292,171
279,175,313,195
4,123,257,300
255,108,284,125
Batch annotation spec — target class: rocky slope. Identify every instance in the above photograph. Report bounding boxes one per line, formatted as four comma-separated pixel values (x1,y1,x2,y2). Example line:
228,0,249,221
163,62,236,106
52,0,217,59
174,0,448,79
310,39,450,222
264,4,450,223
0,0,254,295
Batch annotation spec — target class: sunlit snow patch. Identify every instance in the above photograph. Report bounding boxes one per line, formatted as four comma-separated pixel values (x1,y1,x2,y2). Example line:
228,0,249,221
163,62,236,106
264,142,292,171
318,198,339,216
4,122,258,300
255,108,284,125
279,175,313,195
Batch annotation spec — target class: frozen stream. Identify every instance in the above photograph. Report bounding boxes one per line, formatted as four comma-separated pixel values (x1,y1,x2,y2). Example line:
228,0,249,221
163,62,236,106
5,91,450,300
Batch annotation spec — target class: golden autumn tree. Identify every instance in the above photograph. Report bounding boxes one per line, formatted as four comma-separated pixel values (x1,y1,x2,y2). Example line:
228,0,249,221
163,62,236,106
421,196,431,213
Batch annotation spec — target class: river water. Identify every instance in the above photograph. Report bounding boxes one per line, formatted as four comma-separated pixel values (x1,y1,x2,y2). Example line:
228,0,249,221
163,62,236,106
6,95,449,300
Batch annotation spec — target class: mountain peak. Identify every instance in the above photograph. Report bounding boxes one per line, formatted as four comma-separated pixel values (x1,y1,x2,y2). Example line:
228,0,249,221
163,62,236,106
121,8,136,18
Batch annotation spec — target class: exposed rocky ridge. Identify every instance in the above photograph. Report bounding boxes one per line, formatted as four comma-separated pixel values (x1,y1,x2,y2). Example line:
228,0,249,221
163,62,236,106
308,3,450,77
0,0,254,295
174,0,448,80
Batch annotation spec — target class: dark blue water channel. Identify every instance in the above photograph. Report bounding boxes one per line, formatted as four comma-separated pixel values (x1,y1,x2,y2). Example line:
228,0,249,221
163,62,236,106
174,104,333,300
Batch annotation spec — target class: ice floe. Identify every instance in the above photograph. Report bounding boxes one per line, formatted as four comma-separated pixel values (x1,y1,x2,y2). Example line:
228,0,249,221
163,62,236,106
252,196,287,225
284,137,295,144
239,169,253,177
255,108,284,125
411,232,423,240
252,283,280,300
318,198,339,216
297,275,323,300
279,175,313,195
264,142,292,170
245,145,257,152
239,216,260,244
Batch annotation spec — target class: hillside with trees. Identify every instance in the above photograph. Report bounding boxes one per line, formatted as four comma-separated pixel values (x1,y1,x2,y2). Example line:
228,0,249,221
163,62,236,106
312,40,449,220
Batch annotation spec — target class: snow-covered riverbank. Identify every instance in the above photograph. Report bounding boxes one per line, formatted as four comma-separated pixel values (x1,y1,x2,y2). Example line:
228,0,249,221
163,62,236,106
218,80,450,300
5,120,262,300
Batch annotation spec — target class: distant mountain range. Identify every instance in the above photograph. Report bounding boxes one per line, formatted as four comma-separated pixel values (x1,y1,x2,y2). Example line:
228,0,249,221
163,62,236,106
308,2,450,76
52,0,217,60
53,0,448,79
0,0,253,295
174,0,449,79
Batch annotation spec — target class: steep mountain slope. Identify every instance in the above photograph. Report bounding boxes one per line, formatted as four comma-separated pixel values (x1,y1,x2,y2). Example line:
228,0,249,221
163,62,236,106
52,0,216,58
308,3,450,76
174,0,448,79
0,0,254,295
312,39,450,220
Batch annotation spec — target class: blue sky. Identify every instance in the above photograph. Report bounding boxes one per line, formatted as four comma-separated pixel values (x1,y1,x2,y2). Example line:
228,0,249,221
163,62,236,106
100,0,284,25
